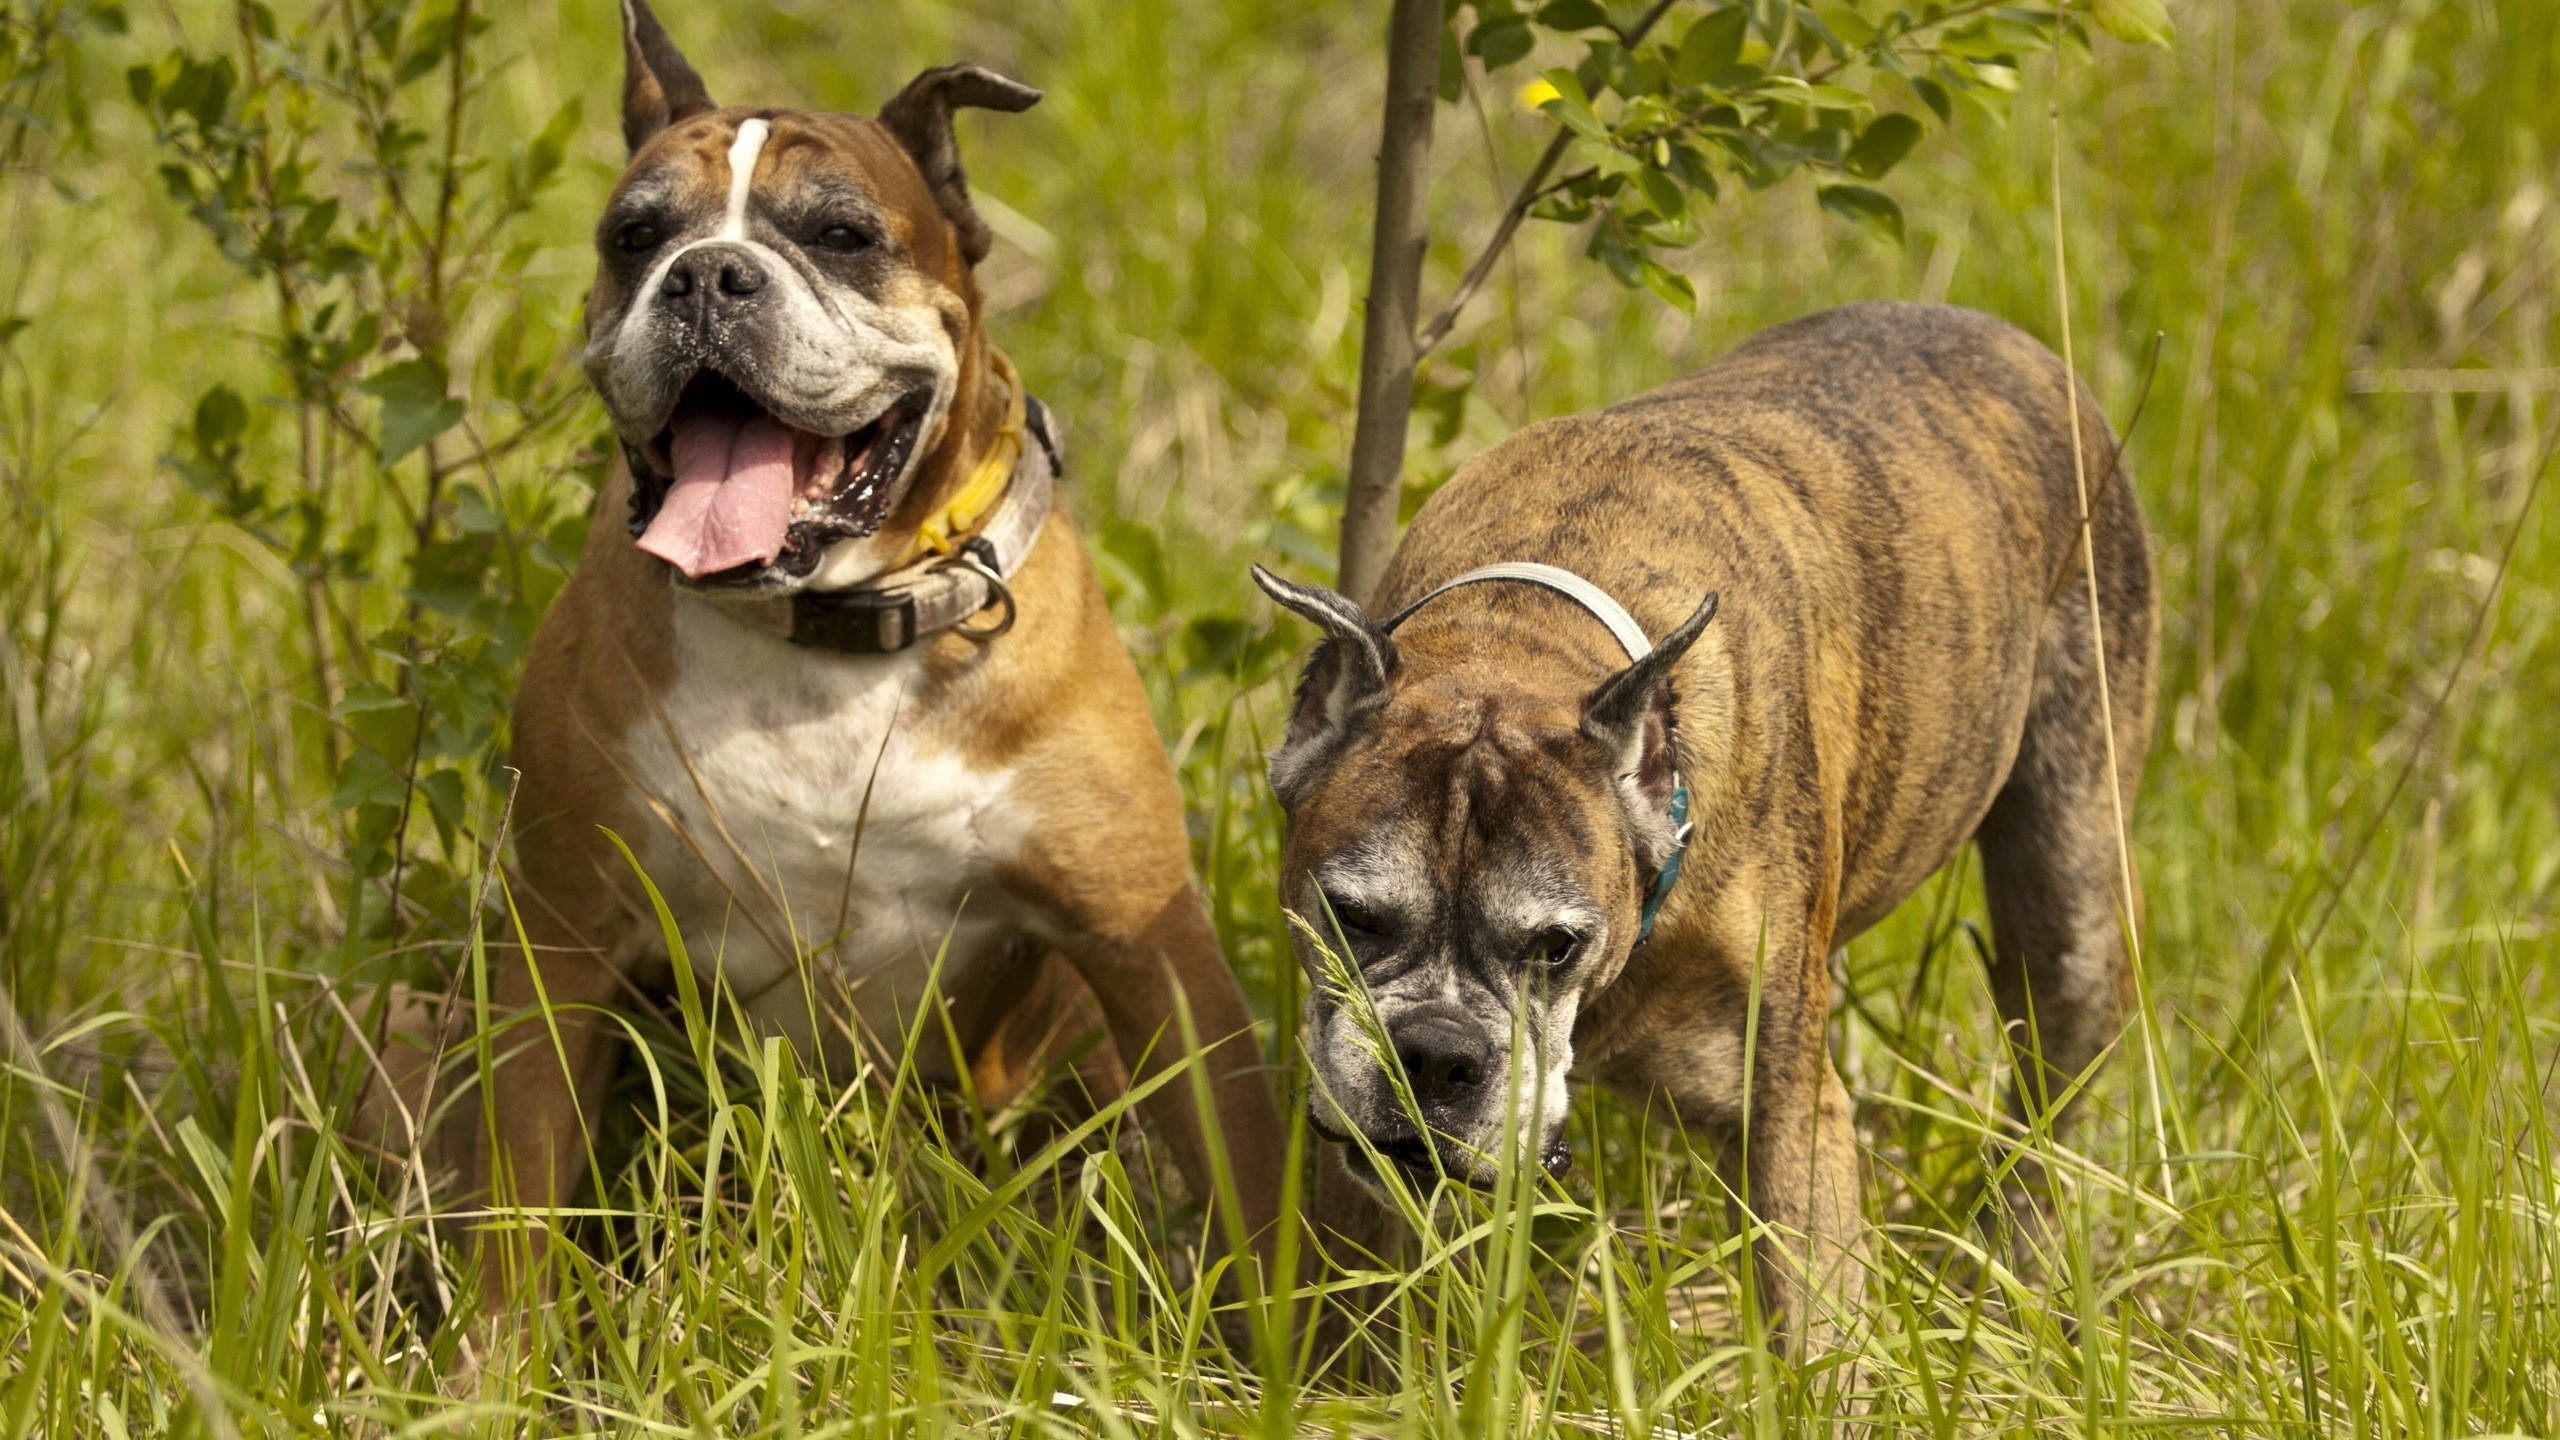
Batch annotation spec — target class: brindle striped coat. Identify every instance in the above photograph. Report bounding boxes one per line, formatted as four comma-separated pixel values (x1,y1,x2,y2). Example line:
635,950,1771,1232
1258,301,2156,1345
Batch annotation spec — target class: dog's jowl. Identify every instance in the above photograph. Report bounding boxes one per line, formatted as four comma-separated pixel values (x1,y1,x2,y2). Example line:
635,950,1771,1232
1258,302,2157,1346
424,0,1286,1315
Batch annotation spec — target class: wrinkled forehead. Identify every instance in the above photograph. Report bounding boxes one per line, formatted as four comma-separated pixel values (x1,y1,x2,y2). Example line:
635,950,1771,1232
609,108,945,251
1297,724,1614,896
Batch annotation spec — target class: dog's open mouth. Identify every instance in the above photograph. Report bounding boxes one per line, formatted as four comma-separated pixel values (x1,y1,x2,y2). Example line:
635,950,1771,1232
1320,1113,1467,1190
627,370,925,583
1321,1111,1572,1189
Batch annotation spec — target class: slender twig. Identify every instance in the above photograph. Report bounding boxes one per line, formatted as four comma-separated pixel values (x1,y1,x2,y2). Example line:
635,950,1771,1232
1414,130,1571,359
1413,0,1684,359
229,2,346,737
428,0,473,321
2295,413,2557,963
2049,87,2183,1193
332,3,437,263
2046,329,2165,604
1337,0,1448,602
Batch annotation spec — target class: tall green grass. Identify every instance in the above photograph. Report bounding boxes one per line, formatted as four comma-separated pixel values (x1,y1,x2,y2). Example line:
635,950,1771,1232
4,0,2559,1433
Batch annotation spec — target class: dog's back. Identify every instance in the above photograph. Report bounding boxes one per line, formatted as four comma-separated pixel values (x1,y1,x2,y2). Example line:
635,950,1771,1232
1378,300,2156,939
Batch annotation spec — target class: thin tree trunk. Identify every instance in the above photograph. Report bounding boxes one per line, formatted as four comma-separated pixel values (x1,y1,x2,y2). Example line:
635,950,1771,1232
1337,0,1442,606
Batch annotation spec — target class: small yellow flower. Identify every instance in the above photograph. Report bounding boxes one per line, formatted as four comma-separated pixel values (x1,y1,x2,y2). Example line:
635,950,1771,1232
1520,78,1562,111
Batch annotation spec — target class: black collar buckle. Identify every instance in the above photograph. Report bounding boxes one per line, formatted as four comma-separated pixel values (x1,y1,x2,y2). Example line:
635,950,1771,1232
790,586,918,653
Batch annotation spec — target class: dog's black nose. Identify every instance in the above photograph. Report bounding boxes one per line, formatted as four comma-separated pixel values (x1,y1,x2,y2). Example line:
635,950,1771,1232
656,245,766,305
1393,1013,1493,1107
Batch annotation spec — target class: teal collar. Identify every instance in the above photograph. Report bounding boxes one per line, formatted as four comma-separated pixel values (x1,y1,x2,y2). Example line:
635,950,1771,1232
1636,783,1692,947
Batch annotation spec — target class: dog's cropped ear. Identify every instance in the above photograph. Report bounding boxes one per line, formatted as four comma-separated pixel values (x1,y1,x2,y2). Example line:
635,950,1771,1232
879,64,1041,267
620,0,717,153
1583,592,1718,871
1252,565,1399,807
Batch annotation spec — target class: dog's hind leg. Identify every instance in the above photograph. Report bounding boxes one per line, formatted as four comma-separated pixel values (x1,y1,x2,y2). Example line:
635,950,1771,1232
1972,578,2154,1144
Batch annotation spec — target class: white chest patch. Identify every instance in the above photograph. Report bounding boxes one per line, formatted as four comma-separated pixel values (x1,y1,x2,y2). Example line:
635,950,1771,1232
617,594,1029,1070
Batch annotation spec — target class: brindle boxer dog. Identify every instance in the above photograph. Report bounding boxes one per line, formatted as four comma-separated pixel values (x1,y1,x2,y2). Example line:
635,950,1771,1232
427,0,1286,1321
1254,301,2156,1347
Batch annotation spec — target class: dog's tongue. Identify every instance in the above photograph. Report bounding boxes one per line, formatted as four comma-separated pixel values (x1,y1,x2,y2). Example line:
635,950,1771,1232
636,412,799,578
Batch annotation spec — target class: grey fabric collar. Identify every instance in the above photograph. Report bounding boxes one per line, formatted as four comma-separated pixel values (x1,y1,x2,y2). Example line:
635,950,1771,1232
787,396,1061,654
1384,560,1657,661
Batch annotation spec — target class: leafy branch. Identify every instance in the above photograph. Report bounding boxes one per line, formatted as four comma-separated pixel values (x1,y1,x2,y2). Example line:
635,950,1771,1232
125,0,595,950
1335,0,2173,600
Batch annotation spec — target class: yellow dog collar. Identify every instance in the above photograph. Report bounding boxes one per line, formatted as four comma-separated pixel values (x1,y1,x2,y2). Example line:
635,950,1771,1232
904,347,1029,565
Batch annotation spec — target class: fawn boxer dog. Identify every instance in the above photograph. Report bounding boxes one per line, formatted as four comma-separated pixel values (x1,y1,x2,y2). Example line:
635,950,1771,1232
449,0,1285,1311
1254,302,2156,1346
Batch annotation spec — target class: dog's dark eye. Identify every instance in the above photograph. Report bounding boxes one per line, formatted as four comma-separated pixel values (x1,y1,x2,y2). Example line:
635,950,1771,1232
1319,889,1385,941
814,223,872,253
1524,928,1580,969
616,221,663,253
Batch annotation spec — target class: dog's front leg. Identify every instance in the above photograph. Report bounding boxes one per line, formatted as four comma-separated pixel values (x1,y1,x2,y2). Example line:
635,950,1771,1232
1618,917,1866,1354
1725,1033,1865,1355
467,898,632,1340
1047,878,1286,1273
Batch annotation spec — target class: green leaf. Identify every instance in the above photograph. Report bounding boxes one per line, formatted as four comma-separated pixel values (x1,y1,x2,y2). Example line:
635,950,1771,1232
1817,183,1906,244
327,746,408,813
1818,6,1877,47
408,534,496,617
1913,75,1953,121
523,97,582,190
1529,189,1596,223
417,767,466,836
1843,112,1924,179
192,385,247,451
1573,135,1641,177
1602,0,1656,32
1636,166,1687,221
1941,15,2055,58
1667,139,1721,198
1535,0,1611,30
333,682,420,763
1631,208,1702,248
1804,83,1873,111
1971,60,2021,94
2093,0,2175,46
1636,256,1697,316
1536,68,1608,139
361,358,465,466
1589,220,1643,287
164,56,236,130
1673,8,1748,84
1468,14,1537,68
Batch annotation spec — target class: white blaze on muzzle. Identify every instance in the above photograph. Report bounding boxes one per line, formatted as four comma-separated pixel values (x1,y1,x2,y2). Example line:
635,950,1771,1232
616,116,772,363
720,118,768,239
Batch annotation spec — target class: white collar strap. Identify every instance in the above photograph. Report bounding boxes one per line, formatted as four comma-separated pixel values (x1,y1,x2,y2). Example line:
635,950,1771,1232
1383,560,1657,661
